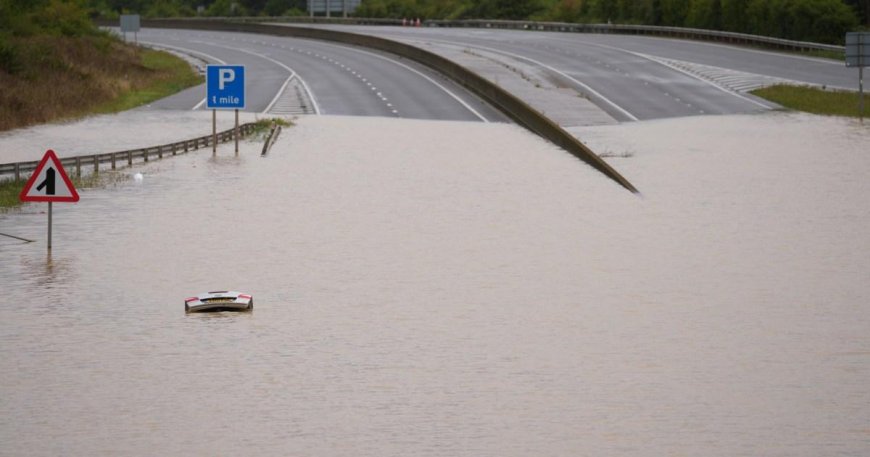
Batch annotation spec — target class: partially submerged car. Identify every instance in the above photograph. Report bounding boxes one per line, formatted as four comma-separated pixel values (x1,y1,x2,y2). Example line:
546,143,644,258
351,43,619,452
185,291,253,313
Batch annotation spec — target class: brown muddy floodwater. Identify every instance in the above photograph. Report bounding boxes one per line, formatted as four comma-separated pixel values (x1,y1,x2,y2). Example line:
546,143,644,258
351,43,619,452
1,113,869,456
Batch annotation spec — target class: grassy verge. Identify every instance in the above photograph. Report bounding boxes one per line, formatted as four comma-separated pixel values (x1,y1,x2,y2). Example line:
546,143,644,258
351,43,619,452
91,48,203,114
0,178,26,210
751,84,867,118
1,171,128,211
801,49,845,61
0,34,202,132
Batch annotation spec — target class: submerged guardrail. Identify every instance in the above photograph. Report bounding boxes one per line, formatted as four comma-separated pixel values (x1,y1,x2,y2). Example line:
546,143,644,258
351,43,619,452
261,123,282,156
133,19,639,193
0,123,258,180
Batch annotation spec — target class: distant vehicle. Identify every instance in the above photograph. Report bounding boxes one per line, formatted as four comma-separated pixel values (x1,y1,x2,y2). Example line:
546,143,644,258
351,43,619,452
185,291,253,313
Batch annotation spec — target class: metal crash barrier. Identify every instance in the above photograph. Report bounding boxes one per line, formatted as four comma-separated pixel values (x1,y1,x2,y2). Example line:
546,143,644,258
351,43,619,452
1,123,259,180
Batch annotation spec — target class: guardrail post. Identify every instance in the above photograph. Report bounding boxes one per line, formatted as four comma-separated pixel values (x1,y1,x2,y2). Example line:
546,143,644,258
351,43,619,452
112,152,116,170
14,163,20,181
128,151,133,166
144,149,149,162
158,146,163,159
172,143,177,156
75,157,81,177
93,155,99,174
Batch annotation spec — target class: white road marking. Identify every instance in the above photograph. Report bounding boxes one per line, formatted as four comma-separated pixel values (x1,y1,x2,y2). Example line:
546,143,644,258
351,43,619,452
412,37,638,121
312,41,491,122
139,41,225,111
190,40,321,115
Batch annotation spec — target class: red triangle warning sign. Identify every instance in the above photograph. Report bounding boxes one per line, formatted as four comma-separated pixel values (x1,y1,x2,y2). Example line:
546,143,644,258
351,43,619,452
19,149,80,203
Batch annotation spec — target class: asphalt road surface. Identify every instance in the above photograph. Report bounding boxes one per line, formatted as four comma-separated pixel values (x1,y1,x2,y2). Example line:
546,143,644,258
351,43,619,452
309,24,858,121
134,25,857,123
133,28,507,122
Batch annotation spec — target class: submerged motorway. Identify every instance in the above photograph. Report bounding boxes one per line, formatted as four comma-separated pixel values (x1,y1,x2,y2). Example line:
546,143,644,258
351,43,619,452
133,24,856,124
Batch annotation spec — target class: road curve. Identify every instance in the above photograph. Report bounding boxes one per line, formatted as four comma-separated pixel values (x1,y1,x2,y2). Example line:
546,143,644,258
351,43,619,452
304,24,856,122
132,28,507,123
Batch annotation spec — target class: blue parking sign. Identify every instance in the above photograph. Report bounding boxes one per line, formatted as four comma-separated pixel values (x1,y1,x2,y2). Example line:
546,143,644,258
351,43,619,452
207,65,245,109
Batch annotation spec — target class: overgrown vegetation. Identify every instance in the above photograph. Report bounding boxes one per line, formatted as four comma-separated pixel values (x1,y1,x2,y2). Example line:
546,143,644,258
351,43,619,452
0,0,202,132
752,84,869,117
86,0,869,45
0,177,27,209
90,48,202,114
0,171,126,210
249,117,294,140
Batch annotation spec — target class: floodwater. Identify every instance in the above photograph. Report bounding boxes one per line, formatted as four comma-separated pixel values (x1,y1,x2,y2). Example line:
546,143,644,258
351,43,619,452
1,113,869,456
0,110,263,162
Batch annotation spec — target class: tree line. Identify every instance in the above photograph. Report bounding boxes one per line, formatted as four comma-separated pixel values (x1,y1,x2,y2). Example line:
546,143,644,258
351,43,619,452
357,0,867,44
5,0,865,45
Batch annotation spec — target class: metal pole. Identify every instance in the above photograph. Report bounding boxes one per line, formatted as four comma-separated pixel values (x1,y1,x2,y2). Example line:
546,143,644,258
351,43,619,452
47,202,52,252
235,109,239,155
861,36,866,120
212,109,217,154
860,66,865,120
326,0,330,17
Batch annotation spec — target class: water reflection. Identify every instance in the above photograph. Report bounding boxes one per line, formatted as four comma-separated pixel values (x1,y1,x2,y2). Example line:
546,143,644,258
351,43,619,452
19,253,74,288
1,113,869,456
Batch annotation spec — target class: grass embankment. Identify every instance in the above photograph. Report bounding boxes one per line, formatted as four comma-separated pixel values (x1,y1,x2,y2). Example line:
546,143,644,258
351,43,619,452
0,171,125,211
752,84,867,118
0,33,202,131
0,35,202,210
0,178,26,209
1,7,202,210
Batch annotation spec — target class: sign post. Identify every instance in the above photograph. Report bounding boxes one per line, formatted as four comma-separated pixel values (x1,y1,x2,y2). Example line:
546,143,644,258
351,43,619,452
19,150,80,252
206,65,245,155
846,32,870,119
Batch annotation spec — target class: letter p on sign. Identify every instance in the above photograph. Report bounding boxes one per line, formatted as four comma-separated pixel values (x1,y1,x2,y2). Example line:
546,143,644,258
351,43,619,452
218,68,235,89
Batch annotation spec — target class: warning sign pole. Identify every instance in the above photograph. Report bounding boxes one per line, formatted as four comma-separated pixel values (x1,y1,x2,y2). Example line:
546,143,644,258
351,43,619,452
48,202,53,251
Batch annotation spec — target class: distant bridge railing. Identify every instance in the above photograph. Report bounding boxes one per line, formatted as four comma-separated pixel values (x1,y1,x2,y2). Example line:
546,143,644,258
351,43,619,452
0,122,258,181
422,20,846,53
176,16,844,54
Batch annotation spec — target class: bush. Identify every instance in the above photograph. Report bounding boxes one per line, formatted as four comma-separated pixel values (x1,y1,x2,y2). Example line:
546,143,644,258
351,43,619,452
0,36,22,74
30,0,96,37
